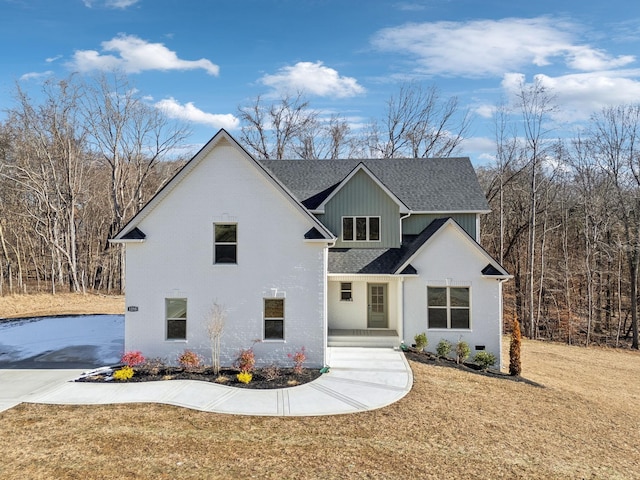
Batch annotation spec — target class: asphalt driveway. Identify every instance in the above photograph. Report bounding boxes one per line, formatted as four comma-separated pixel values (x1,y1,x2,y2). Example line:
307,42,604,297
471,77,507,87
0,314,124,369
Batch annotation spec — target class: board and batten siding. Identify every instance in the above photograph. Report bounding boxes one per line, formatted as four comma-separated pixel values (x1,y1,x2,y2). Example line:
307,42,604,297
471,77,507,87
403,213,477,239
317,169,401,248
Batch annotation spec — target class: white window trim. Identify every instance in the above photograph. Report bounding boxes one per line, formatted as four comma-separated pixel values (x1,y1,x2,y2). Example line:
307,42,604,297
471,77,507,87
341,216,381,242
426,285,472,330
213,222,238,265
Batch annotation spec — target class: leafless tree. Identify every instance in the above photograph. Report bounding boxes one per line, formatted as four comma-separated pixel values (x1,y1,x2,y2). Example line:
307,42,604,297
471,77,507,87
588,104,640,349
1,77,88,292
206,302,226,375
82,71,190,291
238,92,317,159
366,82,471,158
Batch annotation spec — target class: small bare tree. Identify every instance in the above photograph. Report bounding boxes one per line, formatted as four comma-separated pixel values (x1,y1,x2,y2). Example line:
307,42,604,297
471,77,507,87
206,302,226,374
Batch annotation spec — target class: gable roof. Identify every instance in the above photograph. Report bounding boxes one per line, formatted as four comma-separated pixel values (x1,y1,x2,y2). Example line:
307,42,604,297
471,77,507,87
260,157,490,213
313,163,410,214
111,129,335,243
328,217,510,277
394,218,510,277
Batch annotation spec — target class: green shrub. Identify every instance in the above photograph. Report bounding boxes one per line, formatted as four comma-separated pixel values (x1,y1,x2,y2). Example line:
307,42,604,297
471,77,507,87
414,332,428,351
436,339,452,357
473,351,497,369
455,340,470,364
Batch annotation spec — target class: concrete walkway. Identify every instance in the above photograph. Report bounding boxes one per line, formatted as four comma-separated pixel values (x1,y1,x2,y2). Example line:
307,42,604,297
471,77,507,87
0,348,412,416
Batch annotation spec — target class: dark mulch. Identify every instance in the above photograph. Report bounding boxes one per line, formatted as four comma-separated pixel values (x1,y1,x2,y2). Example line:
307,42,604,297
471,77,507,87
77,366,323,389
404,348,544,387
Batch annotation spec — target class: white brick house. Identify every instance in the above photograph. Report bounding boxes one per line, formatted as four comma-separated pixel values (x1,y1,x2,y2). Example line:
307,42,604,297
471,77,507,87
112,129,510,368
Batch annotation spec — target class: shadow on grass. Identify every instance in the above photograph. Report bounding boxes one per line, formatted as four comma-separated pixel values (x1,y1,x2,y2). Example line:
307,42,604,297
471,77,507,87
404,350,544,388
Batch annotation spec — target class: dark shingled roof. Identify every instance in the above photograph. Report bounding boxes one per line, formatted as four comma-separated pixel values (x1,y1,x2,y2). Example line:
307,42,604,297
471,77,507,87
328,218,449,274
259,158,489,212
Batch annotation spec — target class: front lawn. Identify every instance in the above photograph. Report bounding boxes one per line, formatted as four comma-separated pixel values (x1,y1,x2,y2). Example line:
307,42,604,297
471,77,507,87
1,338,639,479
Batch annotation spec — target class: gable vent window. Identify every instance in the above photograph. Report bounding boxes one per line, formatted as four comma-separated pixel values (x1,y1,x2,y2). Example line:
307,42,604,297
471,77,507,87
342,216,380,242
214,223,237,264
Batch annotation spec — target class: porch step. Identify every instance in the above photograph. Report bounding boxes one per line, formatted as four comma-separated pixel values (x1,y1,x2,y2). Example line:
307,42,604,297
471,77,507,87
328,329,400,348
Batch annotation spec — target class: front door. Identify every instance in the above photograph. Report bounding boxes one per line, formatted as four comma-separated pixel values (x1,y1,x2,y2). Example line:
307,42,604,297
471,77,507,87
367,283,388,328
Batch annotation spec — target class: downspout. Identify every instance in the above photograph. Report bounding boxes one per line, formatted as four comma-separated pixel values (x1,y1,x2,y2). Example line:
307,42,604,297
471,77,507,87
324,238,336,369
398,212,412,348
497,277,508,370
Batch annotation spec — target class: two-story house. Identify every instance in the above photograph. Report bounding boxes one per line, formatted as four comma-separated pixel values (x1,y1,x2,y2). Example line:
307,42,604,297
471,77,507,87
112,129,509,369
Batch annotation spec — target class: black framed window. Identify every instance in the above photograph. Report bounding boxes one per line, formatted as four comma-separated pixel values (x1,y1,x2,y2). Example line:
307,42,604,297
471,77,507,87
214,223,237,264
166,298,187,340
342,216,381,242
427,286,470,329
264,298,284,340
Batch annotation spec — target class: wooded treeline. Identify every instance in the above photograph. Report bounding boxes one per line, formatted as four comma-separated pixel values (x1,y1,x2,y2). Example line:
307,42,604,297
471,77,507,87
0,73,190,294
1,74,638,348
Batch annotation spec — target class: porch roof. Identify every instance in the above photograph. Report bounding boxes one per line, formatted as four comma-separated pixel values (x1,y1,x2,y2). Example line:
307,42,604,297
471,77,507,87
327,221,448,274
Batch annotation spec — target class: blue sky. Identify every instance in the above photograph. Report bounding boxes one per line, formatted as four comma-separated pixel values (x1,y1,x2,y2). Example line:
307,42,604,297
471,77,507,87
2,0,640,163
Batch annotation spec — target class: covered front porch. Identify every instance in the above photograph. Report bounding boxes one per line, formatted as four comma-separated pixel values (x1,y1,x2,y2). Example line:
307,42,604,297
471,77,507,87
327,275,404,348
328,328,400,347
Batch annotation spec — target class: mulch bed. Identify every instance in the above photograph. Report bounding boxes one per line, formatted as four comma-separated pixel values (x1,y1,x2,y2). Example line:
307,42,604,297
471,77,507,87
404,348,544,387
76,366,323,389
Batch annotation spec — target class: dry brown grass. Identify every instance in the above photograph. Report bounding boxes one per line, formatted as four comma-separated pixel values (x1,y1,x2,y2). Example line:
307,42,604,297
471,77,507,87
1,338,639,479
0,293,124,319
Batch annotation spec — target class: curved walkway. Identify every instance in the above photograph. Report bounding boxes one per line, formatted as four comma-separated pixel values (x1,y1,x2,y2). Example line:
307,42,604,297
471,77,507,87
1,348,413,416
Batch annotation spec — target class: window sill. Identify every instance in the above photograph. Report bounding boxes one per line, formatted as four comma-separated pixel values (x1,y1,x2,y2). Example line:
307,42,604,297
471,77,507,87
165,339,188,343
427,328,472,332
262,339,286,343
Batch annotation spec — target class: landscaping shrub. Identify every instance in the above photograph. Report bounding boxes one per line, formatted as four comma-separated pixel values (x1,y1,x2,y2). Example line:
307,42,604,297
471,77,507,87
414,332,428,351
113,366,134,381
236,371,252,384
262,363,281,381
436,339,452,357
121,350,145,367
288,346,306,375
234,347,256,373
177,349,203,370
510,316,522,376
138,357,166,375
474,351,497,369
455,340,470,364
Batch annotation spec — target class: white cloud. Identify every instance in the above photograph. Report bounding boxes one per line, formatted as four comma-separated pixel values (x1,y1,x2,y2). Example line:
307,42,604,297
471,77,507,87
371,17,635,77
260,61,365,98
155,97,239,130
501,71,640,122
20,71,54,81
83,0,140,8
460,136,497,163
45,55,62,63
68,34,219,75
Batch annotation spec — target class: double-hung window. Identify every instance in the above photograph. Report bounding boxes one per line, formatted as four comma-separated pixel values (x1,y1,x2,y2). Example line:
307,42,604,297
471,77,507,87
340,282,353,301
166,298,187,340
427,287,470,329
214,223,237,264
342,216,380,242
264,298,284,340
